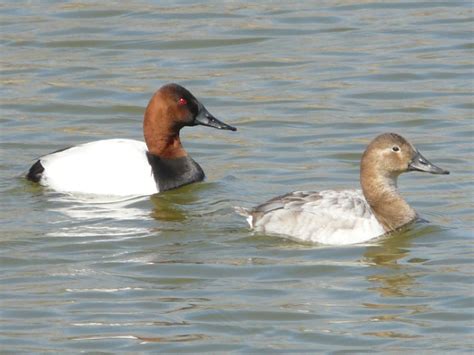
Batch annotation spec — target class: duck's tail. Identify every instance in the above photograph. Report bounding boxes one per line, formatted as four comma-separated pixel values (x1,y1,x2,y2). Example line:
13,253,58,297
234,206,254,228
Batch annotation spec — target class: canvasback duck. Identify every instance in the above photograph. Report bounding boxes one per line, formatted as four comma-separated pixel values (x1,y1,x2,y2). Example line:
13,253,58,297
236,133,449,245
27,83,236,196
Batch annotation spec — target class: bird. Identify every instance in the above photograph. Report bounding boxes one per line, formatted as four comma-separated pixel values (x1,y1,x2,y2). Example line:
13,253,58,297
26,83,236,196
236,133,449,245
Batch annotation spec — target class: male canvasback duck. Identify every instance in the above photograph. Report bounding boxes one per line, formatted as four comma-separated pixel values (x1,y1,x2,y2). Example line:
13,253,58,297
27,83,236,196
236,133,449,245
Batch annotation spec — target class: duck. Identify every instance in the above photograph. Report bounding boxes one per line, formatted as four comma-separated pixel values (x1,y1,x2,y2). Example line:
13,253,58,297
236,133,449,245
26,83,236,196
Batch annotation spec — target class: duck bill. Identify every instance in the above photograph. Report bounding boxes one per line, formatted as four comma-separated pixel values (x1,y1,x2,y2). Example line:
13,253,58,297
408,150,449,175
194,105,237,131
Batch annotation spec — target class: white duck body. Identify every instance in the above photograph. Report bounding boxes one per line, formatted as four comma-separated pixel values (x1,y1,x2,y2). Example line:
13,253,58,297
242,190,385,245
37,139,158,196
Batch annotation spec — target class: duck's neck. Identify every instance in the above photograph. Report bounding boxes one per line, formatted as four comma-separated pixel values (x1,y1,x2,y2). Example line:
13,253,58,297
143,101,204,191
143,97,186,158
145,132,186,158
361,167,417,232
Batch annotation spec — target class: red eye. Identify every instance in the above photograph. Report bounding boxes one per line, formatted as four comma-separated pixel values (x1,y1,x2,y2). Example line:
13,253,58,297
178,98,187,105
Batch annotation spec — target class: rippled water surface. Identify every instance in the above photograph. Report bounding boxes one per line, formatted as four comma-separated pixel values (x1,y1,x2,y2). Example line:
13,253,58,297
1,1,473,352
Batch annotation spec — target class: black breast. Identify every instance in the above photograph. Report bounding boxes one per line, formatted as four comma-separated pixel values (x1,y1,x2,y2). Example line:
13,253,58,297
146,153,205,192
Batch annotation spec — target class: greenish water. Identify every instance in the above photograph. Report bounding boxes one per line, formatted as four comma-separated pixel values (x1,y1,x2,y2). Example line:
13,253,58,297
1,1,473,352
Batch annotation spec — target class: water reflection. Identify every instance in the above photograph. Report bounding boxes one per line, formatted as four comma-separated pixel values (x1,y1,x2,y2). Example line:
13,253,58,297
43,182,213,238
45,193,152,239
149,182,223,222
360,224,444,339
363,230,413,268
362,225,433,298
148,183,209,222
47,194,150,220
150,195,187,222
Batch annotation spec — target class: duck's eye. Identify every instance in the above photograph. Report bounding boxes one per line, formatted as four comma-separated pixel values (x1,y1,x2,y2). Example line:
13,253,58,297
392,146,400,152
178,98,187,106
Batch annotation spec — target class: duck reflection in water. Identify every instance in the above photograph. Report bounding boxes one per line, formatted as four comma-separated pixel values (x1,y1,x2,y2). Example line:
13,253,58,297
149,181,217,222
363,222,442,298
38,180,215,241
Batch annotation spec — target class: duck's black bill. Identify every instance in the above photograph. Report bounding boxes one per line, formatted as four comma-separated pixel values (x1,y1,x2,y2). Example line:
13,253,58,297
408,151,449,175
194,106,237,131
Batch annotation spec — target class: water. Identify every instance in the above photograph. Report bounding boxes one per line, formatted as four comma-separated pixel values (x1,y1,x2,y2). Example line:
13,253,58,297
1,1,473,352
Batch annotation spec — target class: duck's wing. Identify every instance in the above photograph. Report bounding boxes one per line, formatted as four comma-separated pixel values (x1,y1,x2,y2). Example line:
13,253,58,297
235,191,315,224
238,190,384,245
252,190,322,215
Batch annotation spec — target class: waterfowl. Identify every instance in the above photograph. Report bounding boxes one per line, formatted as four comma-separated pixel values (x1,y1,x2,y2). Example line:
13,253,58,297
236,133,449,245
27,83,236,196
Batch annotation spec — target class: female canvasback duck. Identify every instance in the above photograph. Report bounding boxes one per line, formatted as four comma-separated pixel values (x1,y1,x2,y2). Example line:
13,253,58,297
236,133,449,245
27,83,236,196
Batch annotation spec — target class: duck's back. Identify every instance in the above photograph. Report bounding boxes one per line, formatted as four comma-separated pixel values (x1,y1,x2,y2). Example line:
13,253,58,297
241,190,385,245
30,139,158,196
